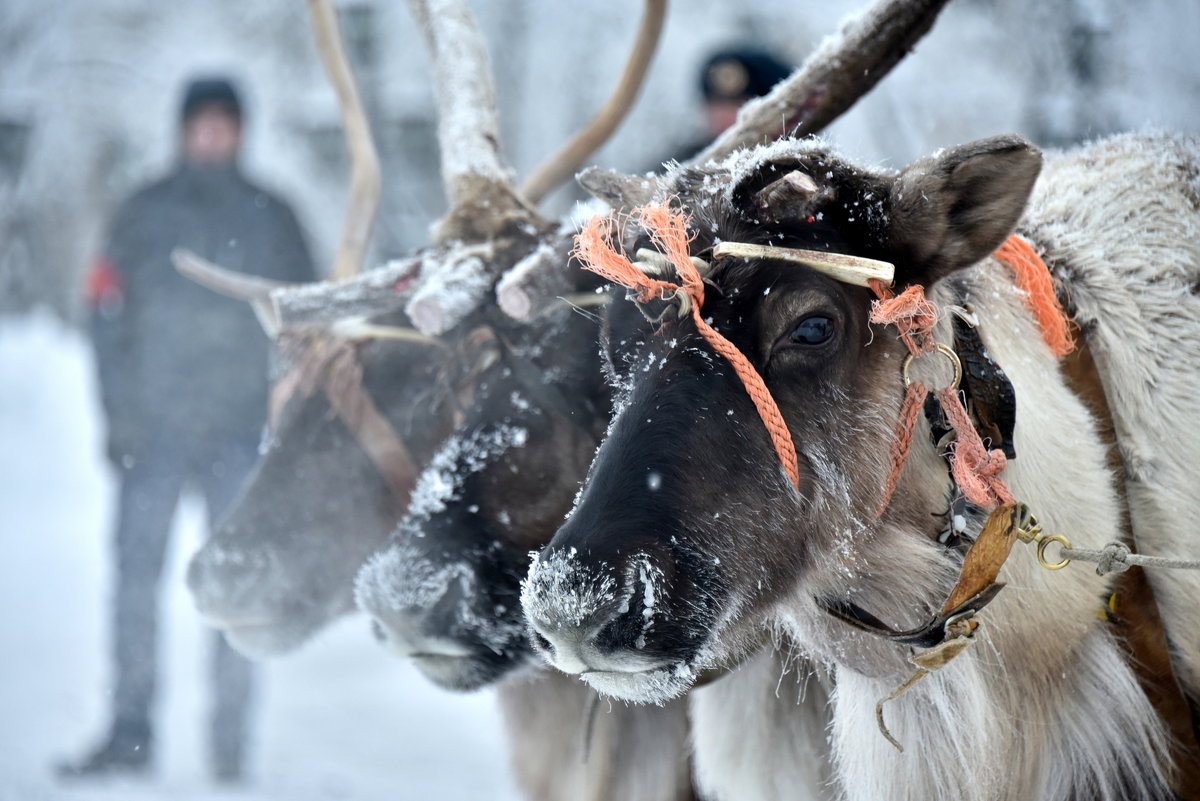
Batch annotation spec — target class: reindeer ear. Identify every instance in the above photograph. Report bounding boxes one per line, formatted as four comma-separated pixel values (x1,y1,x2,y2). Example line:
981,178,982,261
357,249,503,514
889,135,1042,285
577,167,661,209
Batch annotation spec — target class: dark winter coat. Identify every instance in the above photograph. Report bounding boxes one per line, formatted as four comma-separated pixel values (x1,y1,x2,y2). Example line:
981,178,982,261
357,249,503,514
91,162,316,460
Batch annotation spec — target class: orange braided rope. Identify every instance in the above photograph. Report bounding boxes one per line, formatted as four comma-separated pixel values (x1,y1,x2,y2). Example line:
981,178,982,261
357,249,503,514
869,234,1069,515
574,204,802,489
868,274,1016,512
994,235,1075,358
875,380,929,518
937,385,1015,506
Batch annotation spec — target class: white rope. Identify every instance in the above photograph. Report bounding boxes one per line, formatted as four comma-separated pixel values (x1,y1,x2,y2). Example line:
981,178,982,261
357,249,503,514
1059,542,1200,576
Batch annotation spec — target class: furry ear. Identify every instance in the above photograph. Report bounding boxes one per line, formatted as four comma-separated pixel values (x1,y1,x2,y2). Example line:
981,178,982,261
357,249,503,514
577,167,661,209
889,135,1043,286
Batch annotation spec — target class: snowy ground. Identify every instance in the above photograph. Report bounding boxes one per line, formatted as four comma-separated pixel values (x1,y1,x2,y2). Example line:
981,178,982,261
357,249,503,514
0,310,521,801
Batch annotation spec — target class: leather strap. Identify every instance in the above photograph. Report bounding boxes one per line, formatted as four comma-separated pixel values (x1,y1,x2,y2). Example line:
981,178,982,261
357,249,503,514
322,343,419,499
817,503,1023,651
270,334,419,500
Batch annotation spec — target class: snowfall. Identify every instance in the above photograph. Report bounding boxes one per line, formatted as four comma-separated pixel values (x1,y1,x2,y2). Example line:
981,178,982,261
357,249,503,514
0,310,522,800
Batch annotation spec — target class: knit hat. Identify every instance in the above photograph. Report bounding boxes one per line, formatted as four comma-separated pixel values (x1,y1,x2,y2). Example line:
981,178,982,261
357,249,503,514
180,77,243,125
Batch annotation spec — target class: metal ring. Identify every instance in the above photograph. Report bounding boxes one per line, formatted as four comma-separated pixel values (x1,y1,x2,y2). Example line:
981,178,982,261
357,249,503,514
902,344,963,390
1037,534,1072,570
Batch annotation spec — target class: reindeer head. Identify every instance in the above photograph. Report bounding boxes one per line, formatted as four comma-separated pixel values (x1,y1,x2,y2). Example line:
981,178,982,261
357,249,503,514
355,296,611,691
187,321,454,658
521,135,1042,703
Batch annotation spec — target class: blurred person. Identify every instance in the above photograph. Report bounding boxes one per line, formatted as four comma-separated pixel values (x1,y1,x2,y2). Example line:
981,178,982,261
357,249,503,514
663,45,792,165
59,76,316,783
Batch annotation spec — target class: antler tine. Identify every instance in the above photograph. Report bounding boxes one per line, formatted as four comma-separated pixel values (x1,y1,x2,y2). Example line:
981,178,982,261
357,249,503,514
307,0,382,280
408,0,546,243
269,254,423,330
519,0,668,205
692,0,952,165
172,248,291,337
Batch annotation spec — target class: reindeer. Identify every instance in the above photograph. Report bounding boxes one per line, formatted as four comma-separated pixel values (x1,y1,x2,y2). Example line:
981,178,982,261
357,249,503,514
521,128,1200,801
354,283,701,801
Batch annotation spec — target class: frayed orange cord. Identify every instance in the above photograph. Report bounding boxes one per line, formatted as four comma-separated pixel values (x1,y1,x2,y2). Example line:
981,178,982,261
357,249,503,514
868,278,938,356
994,235,1075,358
574,204,801,490
937,385,1015,506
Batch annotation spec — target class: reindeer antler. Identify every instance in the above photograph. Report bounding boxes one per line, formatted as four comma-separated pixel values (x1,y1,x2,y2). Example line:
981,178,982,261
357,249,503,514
308,0,381,279
694,0,953,164
408,0,544,243
175,0,382,325
519,0,668,205
171,249,291,336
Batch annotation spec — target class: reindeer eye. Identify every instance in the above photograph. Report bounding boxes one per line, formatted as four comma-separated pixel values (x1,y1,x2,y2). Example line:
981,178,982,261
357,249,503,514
789,315,834,346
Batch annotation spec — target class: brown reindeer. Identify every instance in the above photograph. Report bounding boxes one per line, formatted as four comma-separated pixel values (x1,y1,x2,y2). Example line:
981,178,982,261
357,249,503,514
522,130,1200,801
186,320,454,657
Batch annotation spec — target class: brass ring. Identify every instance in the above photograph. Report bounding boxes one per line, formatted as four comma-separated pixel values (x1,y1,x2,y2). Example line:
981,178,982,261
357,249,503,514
1037,534,1072,570
902,344,963,390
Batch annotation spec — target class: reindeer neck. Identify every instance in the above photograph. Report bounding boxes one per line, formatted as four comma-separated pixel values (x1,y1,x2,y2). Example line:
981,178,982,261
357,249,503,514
773,257,1170,801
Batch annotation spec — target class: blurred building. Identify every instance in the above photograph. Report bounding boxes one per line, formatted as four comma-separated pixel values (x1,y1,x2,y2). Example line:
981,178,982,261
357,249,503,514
1,0,1198,321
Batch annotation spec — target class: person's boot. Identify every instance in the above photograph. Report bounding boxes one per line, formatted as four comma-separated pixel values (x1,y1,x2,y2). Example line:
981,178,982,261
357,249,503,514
212,751,244,785
56,720,152,779
210,725,246,785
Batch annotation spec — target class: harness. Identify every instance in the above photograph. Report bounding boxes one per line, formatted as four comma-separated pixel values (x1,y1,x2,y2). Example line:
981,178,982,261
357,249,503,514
270,334,423,500
574,202,1200,769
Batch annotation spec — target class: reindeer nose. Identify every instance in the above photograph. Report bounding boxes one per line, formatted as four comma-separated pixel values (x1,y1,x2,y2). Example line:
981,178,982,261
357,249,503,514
355,546,479,658
187,542,274,620
522,540,675,675
525,595,627,675
361,578,470,657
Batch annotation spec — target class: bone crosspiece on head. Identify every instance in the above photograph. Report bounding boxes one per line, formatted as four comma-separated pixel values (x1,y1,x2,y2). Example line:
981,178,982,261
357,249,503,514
522,132,1200,801
524,136,1046,688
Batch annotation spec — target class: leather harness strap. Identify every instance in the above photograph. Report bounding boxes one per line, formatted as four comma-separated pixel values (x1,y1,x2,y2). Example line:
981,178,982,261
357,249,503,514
818,502,1022,650
322,343,419,498
271,335,420,500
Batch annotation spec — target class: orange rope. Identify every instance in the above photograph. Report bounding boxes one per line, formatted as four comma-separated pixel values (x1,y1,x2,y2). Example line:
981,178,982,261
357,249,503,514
871,234,1073,513
936,385,1015,507
574,204,801,489
868,278,938,355
994,235,1075,358
575,217,1057,513
868,276,1017,512
875,381,929,517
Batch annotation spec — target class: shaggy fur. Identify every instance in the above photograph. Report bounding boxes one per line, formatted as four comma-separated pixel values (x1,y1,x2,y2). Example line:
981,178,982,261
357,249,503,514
1024,132,1200,702
499,667,694,801
689,647,834,801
